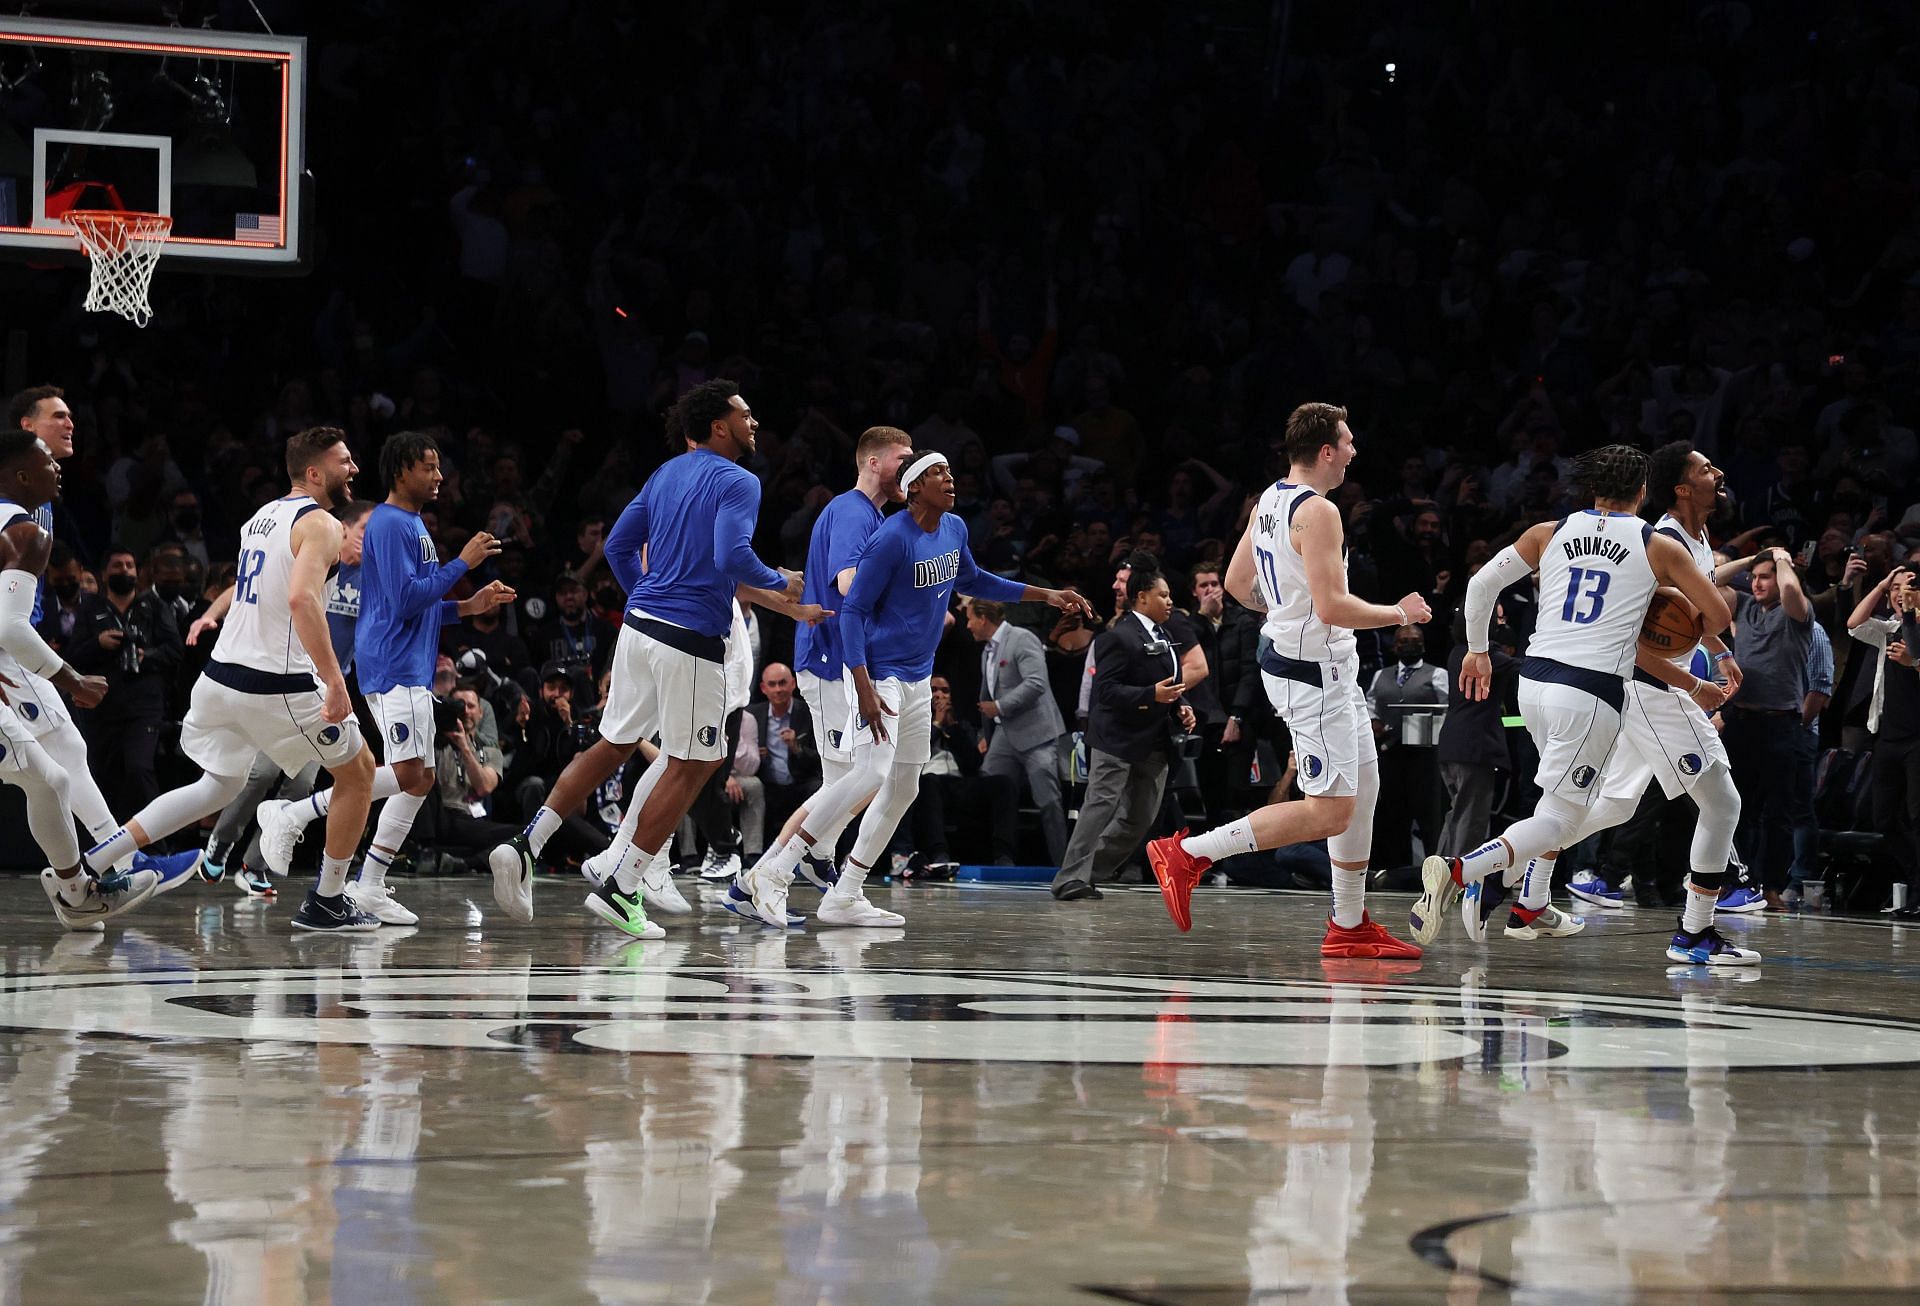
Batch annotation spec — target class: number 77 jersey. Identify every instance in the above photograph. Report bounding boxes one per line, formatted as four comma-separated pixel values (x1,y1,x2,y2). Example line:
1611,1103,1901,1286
1527,509,1658,677
1250,481,1356,664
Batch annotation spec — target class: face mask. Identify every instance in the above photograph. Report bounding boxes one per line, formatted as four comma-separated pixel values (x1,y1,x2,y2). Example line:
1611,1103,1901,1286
172,509,201,532
157,582,188,603
1396,645,1423,665
51,579,79,601
106,573,138,597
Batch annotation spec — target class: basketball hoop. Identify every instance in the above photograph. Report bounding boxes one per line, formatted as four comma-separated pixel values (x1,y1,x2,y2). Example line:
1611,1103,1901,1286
63,210,172,328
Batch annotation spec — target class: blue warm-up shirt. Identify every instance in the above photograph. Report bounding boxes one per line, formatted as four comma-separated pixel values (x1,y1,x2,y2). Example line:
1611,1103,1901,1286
840,511,1025,682
794,488,884,683
604,447,784,639
354,503,465,695
324,559,361,673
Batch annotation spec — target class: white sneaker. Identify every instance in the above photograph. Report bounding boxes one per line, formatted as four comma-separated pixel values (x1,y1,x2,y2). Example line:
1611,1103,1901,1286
254,798,308,877
41,867,160,931
816,879,906,928
639,849,692,915
743,864,795,930
581,842,627,888
344,879,420,926
1504,905,1586,940
700,850,741,882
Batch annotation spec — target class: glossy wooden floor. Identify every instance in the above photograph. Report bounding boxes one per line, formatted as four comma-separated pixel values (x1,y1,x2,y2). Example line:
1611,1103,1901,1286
1,874,1917,1304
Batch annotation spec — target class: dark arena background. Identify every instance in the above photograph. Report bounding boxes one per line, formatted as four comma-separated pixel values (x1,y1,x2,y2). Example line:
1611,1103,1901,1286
0,1,1918,1301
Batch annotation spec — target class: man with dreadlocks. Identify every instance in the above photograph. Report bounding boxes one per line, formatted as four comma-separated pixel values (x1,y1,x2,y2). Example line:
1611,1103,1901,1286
1409,444,1758,965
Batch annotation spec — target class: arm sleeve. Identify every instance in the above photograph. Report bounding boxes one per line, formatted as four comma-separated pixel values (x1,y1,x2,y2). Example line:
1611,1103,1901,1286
604,494,649,597
838,530,902,674
440,599,461,627
953,539,1028,604
1465,546,1531,653
0,570,64,676
366,515,470,620
713,476,785,591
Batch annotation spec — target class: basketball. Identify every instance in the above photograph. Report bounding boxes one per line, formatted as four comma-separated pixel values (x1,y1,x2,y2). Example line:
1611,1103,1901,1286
1639,587,1704,658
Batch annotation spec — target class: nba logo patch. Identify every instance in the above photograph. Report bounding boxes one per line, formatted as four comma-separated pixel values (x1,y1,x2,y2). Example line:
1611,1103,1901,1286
318,726,341,746
697,725,719,747
391,722,410,745
19,703,36,721
1678,753,1702,776
1571,765,1597,789
1303,755,1323,779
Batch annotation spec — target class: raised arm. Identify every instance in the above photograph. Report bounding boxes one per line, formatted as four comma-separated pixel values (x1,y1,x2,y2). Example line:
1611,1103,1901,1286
364,511,479,621
1295,496,1431,630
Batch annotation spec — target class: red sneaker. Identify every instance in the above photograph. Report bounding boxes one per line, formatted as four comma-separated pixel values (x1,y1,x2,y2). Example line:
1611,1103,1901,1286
1320,912,1424,960
1147,832,1210,932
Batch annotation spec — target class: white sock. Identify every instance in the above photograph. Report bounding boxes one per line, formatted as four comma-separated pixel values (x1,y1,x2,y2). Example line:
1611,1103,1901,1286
613,854,646,895
1501,858,1535,889
1682,881,1718,933
1457,838,1512,885
82,828,136,874
1330,868,1366,928
524,807,563,857
57,870,93,906
319,854,351,896
1518,854,1555,911
1182,818,1257,863
754,834,808,884
358,847,395,891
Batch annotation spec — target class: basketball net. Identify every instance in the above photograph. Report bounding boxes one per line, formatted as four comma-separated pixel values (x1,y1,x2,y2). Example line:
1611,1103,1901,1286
64,210,172,328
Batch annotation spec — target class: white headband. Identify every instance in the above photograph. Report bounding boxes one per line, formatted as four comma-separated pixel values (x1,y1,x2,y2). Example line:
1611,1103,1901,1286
901,452,949,491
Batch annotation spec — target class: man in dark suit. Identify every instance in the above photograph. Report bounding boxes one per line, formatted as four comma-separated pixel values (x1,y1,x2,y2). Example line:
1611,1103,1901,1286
1051,558,1195,900
967,598,1069,863
745,661,822,839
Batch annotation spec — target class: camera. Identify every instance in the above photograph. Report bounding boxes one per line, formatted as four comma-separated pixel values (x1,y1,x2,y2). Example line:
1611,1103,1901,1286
1170,731,1205,762
432,695,467,747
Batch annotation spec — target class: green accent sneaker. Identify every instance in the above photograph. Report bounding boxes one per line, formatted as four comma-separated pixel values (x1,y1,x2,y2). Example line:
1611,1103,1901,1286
584,881,665,938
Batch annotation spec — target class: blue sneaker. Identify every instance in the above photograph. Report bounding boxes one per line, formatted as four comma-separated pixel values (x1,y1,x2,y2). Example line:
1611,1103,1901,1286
1461,874,1511,943
796,850,840,891
132,849,204,896
1567,871,1623,910
720,878,804,929
1665,921,1762,967
196,844,229,884
1716,885,1767,914
290,889,380,933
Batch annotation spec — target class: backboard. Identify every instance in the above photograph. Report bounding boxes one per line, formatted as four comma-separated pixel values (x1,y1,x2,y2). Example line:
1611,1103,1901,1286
0,14,306,270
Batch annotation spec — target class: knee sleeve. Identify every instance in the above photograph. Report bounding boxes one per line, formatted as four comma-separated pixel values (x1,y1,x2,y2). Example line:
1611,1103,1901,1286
370,789,429,855
128,771,250,846
615,754,671,842
38,721,116,840
1688,764,1741,881
1326,757,1379,865
810,753,890,848
1566,792,1640,848
5,739,77,867
850,761,925,868
1500,791,1590,866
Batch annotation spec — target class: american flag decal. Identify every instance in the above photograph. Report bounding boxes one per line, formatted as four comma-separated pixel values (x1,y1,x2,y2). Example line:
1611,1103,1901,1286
234,212,283,242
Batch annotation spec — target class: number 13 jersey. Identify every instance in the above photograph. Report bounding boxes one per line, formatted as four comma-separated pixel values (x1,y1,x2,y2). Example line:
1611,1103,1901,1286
1250,481,1355,665
215,494,331,683
1528,509,1657,677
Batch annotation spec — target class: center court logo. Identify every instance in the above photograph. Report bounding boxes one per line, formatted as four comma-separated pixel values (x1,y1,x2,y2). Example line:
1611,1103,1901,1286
3,968,1915,1071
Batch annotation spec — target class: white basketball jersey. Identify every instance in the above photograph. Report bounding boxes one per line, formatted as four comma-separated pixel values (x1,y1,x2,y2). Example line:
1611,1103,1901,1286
1652,513,1714,669
1528,510,1658,677
1250,481,1355,664
213,495,330,678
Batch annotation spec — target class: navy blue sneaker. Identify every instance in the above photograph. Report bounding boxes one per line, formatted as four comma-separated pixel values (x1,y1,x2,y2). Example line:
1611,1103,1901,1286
1461,874,1511,943
721,878,804,928
196,843,230,884
132,849,204,897
796,850,840,891
290,889,380,933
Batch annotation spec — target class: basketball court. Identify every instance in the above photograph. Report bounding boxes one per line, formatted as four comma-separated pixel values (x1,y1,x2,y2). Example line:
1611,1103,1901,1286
1,875,1917,1302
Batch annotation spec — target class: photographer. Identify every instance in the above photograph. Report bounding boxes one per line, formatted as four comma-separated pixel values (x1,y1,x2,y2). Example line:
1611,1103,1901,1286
428,680,521,868
509,661,594,818
69,546,183,818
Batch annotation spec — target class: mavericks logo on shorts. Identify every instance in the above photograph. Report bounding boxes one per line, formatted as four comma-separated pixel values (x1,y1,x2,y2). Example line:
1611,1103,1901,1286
318,725,341,746
1302,755,1323,780
391,722,410,745
1571,765,1597,789
1677,752,1703,776
827,729,844,750
19,702,37,721
697,725,719,748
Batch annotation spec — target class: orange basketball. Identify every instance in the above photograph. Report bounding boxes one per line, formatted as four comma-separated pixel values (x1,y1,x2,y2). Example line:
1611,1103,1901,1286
1639,587,1703,659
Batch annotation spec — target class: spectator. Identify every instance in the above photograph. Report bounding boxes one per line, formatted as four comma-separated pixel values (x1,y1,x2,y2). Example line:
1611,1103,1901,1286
526,574,613,680
1722,547,1814,907
966,598,1069,867
1366,624,1448,871
1849,567,1920,910
744,662,820,846
68,546,183,821
1435,610,1518,862
893,674,1018,869
429,681,520,869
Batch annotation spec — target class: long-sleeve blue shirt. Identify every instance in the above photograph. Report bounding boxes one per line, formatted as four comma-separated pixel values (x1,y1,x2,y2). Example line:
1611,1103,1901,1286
354,502,465,695
840,511,1025,682
604,447,784,638
794,489,885,683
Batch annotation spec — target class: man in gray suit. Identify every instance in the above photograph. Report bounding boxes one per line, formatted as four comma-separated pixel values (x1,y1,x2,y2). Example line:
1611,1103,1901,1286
966,599,1069,864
